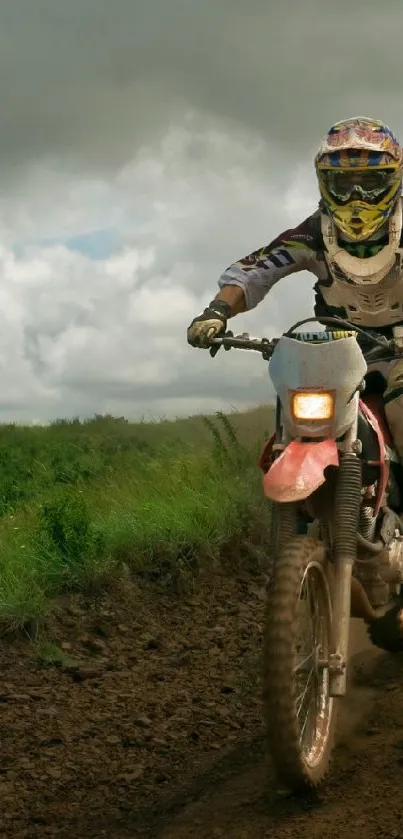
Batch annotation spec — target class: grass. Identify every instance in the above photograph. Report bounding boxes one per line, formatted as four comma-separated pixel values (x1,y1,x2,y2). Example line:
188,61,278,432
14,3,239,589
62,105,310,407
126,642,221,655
36,641,79,669
0,406,275,630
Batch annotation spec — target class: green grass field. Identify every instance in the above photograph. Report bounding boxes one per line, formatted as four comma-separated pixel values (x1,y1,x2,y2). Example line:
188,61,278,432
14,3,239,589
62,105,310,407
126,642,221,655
0,406,275,629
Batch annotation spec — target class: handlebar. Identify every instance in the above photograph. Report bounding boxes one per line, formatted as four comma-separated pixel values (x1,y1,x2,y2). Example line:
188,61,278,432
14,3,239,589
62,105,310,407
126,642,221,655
209,316,398,361
209,332,277,359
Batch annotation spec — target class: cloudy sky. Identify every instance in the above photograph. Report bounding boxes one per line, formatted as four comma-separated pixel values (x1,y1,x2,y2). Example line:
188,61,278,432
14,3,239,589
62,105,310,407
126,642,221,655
1,0,403,423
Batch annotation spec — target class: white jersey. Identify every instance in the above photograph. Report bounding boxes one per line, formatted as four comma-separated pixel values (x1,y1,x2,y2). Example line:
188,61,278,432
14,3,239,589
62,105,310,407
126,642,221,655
218,200,403,330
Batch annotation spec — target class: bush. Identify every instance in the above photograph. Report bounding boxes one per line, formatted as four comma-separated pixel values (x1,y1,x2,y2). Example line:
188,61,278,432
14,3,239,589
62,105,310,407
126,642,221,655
0,408,274,627
33,491,106,590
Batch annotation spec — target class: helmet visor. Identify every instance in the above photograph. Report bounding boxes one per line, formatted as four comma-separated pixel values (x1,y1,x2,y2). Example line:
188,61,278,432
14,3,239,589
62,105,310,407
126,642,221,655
323,168,397,203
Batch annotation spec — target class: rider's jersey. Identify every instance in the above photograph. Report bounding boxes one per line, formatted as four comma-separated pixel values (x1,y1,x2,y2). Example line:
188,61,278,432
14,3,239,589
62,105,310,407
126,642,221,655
217,201,403,331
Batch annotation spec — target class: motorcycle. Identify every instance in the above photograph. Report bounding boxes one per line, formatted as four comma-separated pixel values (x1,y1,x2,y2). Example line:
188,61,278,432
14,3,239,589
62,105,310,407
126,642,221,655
210,316,403,791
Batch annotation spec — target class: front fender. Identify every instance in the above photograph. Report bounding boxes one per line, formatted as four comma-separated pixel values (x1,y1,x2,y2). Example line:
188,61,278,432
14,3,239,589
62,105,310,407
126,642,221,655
263,439,339,503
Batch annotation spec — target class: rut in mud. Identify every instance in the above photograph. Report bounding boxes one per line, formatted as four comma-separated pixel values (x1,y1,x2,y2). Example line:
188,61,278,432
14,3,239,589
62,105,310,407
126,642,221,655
0,565,403,839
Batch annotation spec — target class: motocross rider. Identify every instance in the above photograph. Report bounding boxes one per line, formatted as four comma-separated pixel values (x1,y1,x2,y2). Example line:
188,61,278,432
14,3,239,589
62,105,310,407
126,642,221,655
187,115,403,652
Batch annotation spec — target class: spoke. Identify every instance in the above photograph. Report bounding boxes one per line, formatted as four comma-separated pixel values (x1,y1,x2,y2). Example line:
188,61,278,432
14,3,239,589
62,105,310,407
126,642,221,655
307,573,320,644
299,671,320,747
303,577,315,645
296,666,314,717
303,571,320,649
295,651,314,673
300,699,312,742
294,562,332,767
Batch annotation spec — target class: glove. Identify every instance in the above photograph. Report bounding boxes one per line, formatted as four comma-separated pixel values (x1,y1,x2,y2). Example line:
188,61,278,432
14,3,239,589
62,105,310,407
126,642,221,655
187,300,231,351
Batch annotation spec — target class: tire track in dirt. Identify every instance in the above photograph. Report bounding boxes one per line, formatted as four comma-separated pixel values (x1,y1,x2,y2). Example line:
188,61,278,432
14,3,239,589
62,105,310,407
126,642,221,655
132,622,403,839
1,575,402,839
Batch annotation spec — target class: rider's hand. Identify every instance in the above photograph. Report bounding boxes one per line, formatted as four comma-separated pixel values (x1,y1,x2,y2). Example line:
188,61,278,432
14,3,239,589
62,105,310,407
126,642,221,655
187,300,231,349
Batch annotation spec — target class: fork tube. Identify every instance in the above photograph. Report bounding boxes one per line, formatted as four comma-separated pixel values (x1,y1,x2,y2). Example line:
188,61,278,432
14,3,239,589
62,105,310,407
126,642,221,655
330,419,362,696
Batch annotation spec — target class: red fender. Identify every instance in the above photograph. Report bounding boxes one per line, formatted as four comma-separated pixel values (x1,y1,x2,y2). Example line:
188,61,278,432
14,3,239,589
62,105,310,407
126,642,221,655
263,439,339,503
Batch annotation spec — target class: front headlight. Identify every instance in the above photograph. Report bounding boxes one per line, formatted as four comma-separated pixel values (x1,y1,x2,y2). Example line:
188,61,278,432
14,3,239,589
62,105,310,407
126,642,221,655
291,391,334,422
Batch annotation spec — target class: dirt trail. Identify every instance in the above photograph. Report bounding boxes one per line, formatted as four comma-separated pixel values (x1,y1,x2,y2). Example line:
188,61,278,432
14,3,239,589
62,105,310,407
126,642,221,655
154,622,389,839
0,571,402,839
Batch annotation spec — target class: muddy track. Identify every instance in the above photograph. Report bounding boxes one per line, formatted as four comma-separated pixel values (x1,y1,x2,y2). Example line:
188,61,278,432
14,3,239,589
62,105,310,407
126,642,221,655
0,569,403,839
133,629,401,839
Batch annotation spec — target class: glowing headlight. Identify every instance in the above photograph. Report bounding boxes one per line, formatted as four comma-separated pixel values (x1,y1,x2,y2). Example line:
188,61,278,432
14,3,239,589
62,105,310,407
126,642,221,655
291,391,334,422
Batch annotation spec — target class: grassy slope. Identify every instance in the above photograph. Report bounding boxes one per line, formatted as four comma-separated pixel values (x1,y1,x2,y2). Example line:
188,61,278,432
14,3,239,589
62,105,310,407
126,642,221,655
0,405,275,629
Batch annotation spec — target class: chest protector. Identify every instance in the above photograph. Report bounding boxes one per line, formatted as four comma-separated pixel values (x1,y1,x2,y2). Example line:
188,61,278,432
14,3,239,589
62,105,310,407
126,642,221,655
320,199,403,327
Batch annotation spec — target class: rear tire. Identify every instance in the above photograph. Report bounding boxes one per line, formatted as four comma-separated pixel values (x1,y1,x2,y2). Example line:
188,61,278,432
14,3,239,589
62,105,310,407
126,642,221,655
263,535,337,790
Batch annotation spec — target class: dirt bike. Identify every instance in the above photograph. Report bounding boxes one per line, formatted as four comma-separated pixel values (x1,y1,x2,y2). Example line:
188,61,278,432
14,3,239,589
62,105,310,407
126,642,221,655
210,316,403,791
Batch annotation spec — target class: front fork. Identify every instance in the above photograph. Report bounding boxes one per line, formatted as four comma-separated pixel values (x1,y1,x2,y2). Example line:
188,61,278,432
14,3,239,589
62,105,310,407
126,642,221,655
270,400,363,697
329,421,362,697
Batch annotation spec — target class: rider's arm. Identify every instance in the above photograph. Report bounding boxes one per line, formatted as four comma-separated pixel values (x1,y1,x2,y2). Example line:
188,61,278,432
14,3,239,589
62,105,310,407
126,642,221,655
216,211,321,312
187,210,322,349
213,285,246,316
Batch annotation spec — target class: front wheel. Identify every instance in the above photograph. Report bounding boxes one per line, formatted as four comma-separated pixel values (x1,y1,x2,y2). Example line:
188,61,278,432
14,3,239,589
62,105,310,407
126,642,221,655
263,535,336,790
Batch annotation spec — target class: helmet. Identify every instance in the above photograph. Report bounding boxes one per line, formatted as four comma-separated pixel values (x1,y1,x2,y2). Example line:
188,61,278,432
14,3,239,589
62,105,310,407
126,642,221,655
315,116,403,241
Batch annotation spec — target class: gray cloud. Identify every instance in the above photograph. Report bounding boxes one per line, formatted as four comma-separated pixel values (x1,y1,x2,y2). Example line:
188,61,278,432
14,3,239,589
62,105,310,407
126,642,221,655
0,0,401,421
0,116,314,422
1,0,403,178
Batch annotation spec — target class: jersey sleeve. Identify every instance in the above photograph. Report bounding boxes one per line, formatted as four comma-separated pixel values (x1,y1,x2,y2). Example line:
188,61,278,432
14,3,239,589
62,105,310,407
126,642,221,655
217,211,322,310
